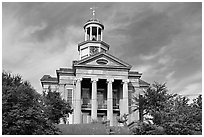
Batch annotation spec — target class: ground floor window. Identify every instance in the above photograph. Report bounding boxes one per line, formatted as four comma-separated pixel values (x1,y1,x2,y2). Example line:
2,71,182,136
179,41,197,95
67,88,73,106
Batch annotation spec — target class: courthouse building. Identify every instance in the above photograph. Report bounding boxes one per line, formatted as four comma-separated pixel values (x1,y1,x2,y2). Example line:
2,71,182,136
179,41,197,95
40,10,149,126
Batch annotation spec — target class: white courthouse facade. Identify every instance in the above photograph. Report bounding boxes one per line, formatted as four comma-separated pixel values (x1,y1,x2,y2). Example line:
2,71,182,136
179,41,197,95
40,13,149,126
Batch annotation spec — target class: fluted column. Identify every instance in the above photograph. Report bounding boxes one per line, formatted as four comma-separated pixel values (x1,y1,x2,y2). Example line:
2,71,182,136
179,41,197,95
91,78,98,121
122,79,129,115
74,78,82,124
107,78,114,126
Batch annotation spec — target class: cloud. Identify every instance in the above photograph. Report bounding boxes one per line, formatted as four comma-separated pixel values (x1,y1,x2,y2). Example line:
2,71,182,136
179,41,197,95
2,5,80,92
139,54,156,61
179,82,202,102
2,2,202,98
158,56,171,65
167,70,201,95
183,83,202,95
132,65,152,74
166,71,175,80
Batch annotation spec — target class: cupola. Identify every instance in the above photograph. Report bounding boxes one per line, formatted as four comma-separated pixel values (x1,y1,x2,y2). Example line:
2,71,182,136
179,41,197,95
78,7,110,60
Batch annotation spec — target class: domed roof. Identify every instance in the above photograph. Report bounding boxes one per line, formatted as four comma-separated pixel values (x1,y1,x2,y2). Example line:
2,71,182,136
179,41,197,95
83,18,104,29
84,7,104,30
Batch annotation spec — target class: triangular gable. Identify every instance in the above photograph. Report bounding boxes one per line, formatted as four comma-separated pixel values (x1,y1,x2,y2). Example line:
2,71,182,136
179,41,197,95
74,52,132,69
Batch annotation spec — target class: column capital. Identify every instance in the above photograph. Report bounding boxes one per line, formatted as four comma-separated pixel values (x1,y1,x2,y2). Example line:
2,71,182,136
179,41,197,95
122,79,129,83
107,78,114,83
75,77,82,82
91,77,98,82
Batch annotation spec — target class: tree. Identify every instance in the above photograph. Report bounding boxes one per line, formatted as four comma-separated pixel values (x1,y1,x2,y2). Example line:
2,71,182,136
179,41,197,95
163,95,202,135
192,94,202,109
138,82,176,124
2,71,60,135
131,82,202,135
43,88,72,124
190,95,202,134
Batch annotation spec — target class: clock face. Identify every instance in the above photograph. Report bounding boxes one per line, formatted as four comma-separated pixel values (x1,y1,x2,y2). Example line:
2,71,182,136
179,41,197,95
90,46,99,55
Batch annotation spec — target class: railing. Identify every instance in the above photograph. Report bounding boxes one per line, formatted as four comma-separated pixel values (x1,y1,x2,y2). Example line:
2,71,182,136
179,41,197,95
81,99,120,109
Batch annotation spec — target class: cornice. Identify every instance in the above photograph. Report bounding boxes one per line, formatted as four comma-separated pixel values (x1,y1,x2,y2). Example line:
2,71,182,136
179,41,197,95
74,64,131,70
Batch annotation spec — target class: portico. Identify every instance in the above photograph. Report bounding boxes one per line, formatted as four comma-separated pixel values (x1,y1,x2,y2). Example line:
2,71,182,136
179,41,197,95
73,75,129,126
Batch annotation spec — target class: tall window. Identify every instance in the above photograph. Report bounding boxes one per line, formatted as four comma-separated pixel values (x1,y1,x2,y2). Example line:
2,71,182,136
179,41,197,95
67,89,73,106
82,88,90,107
113,89,119,109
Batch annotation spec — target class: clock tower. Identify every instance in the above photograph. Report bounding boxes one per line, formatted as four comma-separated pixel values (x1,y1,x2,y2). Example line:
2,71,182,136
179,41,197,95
78,8,110,60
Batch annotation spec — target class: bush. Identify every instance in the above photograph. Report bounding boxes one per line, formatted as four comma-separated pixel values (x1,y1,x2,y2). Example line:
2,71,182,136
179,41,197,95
130,121,165,135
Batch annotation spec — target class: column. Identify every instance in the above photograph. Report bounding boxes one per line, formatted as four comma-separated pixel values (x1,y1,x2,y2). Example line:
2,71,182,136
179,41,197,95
122,79,129,115
97,27,99,41
90,27,92,40
74,78,82,124
101,31,103,41
91,78,98,121
119,86,123,117
107,78,114,126
85,28,87,41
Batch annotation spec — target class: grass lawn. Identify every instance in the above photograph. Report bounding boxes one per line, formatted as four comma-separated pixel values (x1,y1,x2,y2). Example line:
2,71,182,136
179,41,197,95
56,123,131,135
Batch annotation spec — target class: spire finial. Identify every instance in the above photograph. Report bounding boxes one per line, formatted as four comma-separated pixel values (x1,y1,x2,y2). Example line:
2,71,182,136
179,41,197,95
90,6,97,19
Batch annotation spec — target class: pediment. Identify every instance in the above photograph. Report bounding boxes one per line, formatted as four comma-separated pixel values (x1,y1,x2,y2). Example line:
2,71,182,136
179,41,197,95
74,52,132,69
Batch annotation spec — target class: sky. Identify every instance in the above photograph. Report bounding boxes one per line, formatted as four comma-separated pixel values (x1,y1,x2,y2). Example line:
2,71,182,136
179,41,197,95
2,2,202,100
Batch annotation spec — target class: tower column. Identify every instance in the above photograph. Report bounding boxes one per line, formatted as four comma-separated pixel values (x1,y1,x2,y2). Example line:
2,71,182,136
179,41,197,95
107,78,114,126
74,78,82,124
85,28,87,41
101,31,103,41
91,78,98,121
122,79,129,115
97,27,99,41
90,27,92,40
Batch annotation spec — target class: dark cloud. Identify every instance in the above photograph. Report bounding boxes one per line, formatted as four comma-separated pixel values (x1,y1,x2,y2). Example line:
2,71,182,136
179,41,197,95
110,3,201,57
2,2,202,96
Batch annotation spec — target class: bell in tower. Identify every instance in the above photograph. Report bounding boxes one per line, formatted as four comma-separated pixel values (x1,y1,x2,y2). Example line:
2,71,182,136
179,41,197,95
78,7,110,60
